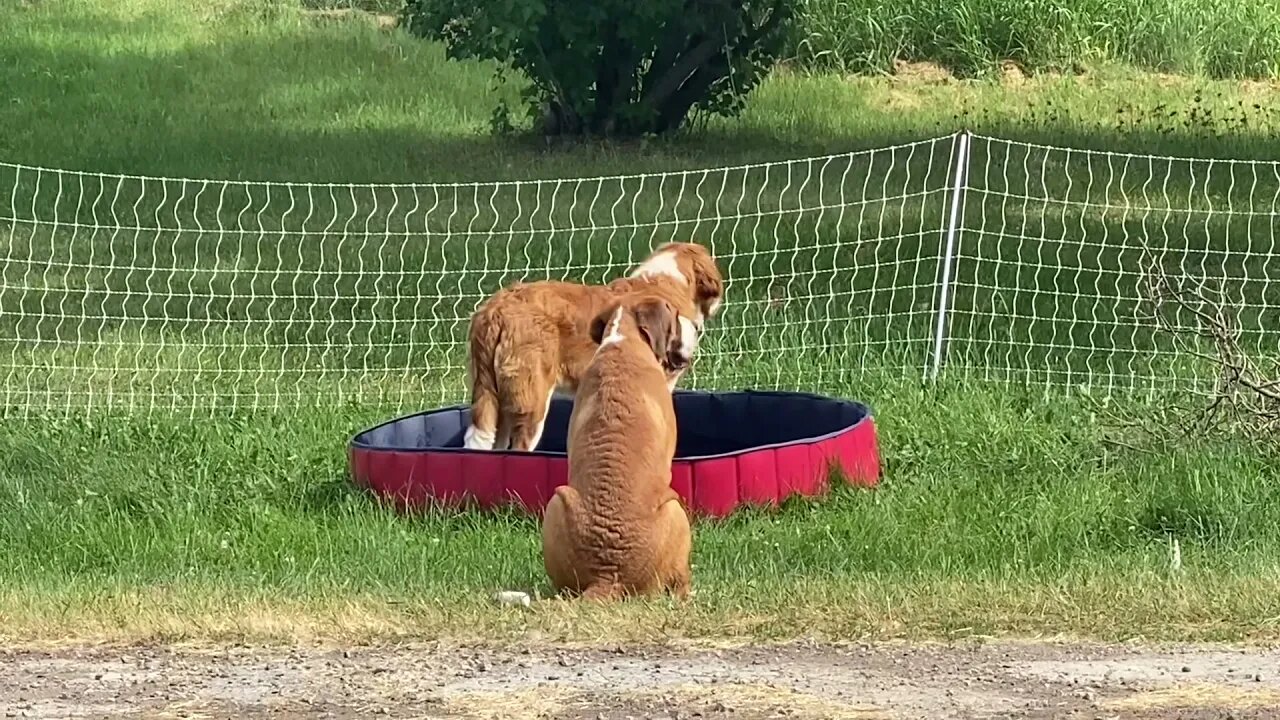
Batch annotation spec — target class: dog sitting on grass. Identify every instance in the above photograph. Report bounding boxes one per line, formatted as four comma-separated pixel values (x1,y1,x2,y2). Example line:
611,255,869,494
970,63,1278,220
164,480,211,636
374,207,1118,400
540,296,693,600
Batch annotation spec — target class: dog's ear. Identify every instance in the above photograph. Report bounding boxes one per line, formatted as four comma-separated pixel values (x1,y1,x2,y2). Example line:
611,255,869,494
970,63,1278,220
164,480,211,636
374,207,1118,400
589,303,620,345
696,276,723,319
631,298,676,361
694,259,724,318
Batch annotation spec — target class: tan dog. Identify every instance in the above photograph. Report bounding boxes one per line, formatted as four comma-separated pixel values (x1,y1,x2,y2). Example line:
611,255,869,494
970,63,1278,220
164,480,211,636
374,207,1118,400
540,296,692,600
464,242,723,452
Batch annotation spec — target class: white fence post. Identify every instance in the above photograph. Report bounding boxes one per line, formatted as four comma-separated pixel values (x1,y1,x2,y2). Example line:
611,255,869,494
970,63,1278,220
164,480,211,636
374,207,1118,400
928,130,971,382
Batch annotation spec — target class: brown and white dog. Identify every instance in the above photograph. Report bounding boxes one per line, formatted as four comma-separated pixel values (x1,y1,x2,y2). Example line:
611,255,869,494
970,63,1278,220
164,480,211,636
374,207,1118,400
464,242,723,452
540,296,693,600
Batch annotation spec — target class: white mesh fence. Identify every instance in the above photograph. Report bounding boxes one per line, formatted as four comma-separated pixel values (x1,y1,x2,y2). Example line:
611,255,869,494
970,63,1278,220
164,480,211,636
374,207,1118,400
2,131,1278,417
952,134,1280,392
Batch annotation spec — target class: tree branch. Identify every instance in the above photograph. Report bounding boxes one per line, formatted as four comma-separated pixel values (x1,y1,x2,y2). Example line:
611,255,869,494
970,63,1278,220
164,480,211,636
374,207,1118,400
1106,256,1280,447
527,36,582,135
640,35,725,112
654,57,728,133
592,24,642,135
649,0,787,133
645,29,691,97
738,0,789,50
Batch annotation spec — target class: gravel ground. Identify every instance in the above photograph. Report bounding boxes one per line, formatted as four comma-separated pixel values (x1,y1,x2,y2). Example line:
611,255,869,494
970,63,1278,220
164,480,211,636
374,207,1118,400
2,639,1278,719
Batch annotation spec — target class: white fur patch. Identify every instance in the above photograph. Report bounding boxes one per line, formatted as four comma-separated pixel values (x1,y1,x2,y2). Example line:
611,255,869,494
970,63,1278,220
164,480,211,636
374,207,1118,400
464,425,496,450
676,316,700,365
706,296,723,317
598,306,625,348
629,249,686,285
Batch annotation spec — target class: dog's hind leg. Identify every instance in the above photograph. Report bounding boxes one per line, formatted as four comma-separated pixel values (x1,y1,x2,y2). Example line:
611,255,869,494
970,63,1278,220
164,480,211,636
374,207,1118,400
652,491,693,600
493,416,512,451
507,370,556,452
464,404,499,450
465,307,503,451
464,374,500,450
541,485,590,596
524,385,555,451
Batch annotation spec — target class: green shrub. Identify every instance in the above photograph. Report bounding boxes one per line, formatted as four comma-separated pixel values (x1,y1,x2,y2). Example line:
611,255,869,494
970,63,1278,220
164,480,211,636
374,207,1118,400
402,0,796,136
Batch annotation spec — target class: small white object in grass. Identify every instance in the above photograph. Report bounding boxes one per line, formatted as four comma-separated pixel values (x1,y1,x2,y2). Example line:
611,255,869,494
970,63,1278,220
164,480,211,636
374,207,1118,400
494,590,532,608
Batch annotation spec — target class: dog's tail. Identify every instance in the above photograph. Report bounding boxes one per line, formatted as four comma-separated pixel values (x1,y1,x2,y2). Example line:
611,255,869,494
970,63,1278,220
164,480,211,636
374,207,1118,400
464,303,502,450
581,581,624,602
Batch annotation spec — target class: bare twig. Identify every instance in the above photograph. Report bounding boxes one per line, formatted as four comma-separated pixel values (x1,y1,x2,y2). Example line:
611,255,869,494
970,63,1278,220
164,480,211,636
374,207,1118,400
1111,255,1280,447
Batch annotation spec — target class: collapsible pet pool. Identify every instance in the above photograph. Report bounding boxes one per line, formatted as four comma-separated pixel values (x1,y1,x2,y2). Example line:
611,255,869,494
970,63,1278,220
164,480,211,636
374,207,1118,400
348,390,880,518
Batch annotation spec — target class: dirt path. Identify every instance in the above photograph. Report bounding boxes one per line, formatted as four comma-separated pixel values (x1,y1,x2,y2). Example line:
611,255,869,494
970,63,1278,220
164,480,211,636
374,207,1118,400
2,639,1277,719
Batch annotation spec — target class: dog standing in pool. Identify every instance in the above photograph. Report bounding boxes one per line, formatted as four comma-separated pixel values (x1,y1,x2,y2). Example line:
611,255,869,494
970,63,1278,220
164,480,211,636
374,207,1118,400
540,296,693,600
464,242,723,453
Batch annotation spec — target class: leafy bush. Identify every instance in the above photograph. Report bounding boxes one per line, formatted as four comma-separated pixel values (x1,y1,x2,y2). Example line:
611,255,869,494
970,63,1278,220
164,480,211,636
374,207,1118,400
403,0,794,136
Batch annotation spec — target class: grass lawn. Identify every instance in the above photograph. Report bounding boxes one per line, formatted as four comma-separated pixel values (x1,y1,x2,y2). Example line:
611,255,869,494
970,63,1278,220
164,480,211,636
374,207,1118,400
793,0,1280,79
1,0,1279,645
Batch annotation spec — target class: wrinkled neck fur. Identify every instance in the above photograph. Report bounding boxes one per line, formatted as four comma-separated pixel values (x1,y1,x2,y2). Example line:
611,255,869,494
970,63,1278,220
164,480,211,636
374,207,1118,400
628,249,686,285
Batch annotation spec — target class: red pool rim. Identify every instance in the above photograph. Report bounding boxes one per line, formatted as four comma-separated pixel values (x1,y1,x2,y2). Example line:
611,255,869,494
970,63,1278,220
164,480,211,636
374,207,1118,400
349,389,881,517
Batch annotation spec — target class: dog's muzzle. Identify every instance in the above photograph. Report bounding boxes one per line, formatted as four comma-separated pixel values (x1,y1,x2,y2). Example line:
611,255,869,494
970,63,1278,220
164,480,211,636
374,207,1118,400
665,348,693,374
665,317,701,375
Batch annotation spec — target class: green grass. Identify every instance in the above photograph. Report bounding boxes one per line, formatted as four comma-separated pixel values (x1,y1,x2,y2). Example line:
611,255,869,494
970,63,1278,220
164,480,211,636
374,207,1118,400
2,0,1280,644
793,0,1280,78
4,377,1280,644
302,0,1280,79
